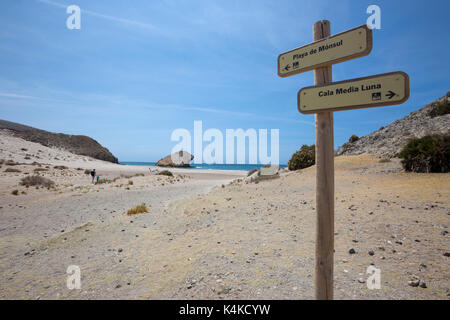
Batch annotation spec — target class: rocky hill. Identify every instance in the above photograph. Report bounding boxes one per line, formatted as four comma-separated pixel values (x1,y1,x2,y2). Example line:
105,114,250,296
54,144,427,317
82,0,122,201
0,119,118,163
336,92,450,158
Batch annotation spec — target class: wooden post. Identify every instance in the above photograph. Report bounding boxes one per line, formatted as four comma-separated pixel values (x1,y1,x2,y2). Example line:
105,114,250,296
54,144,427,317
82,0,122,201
313,20,335,300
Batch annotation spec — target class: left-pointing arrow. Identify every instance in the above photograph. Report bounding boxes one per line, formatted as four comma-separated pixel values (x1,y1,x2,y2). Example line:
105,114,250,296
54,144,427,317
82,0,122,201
284,65,291,71
386,90,396,99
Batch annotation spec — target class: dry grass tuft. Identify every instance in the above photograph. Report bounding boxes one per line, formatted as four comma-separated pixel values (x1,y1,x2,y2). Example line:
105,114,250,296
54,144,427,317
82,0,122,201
96,178,112,184
126,204,149,215
20,175,55,188
157,170,173,177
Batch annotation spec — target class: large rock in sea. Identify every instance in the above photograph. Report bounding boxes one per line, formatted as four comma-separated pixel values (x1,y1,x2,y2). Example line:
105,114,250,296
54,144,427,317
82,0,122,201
156,151,193,167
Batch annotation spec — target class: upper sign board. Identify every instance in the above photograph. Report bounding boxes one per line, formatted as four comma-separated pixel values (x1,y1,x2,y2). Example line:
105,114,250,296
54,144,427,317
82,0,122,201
297,71,410,114
278,25,372,77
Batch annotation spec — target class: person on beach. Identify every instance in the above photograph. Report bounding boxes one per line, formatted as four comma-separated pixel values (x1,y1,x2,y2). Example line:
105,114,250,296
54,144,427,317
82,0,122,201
90,169,96,184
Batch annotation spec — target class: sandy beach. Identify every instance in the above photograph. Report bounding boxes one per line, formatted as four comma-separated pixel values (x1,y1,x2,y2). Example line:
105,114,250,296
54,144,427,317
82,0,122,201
0,130,449,300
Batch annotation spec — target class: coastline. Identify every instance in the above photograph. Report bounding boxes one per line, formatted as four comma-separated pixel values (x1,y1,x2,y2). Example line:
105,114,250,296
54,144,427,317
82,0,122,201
121,161,287,173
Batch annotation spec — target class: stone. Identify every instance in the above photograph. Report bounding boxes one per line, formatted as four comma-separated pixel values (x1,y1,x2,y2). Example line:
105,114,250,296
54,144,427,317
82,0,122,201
408,279,420,287
349,248,356,254
156,151,193,167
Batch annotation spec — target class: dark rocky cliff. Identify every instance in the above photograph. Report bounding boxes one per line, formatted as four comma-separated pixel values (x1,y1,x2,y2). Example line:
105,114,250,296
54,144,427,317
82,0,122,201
0,119,118,163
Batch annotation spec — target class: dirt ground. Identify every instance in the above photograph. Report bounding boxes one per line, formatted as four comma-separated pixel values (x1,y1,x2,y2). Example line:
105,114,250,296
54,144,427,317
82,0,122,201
0,153,448,300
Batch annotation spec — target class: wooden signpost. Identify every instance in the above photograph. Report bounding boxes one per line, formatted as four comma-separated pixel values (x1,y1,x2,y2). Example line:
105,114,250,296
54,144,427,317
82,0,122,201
278,20,410,300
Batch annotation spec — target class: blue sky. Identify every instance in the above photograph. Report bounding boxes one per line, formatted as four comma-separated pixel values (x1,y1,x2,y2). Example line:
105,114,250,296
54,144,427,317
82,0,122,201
0,0,448,164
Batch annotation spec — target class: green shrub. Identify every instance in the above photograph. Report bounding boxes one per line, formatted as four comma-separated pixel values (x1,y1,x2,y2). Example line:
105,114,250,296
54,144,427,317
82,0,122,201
398,134,449,173
428,100,450,118
33,168,48,173
11,189,19,196
4,168,21,173
158,170,173,177
288,145,315,171
247,168,258,176
349,135,359,143
20,175,55,188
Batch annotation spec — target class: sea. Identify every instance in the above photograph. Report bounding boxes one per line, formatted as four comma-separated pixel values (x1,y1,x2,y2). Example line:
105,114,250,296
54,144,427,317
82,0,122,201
120,162,287,172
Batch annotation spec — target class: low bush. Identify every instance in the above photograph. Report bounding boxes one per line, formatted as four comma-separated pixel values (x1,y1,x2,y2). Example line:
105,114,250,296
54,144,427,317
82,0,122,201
247,168,258,176
11,189,19,195
84,169,91,175
157,170,173,177
54,165,68,170
4,168,21,173
287,145,315,171
127,204,149,215
398,134,449,173
349,135,359,143
33,168,48,172
20,175,55,188
428,100,450,118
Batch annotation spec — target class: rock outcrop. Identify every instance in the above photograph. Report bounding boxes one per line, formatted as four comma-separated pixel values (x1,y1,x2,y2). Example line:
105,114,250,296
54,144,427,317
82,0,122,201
156,150,193,167
336,92,450,158
0,119,118,163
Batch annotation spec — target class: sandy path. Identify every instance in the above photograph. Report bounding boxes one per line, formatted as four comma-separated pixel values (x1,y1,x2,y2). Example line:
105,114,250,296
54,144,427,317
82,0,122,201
1,153,448,300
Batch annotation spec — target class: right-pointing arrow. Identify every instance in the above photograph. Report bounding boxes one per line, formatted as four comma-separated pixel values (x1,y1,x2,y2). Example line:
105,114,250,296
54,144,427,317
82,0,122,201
386,90,396,99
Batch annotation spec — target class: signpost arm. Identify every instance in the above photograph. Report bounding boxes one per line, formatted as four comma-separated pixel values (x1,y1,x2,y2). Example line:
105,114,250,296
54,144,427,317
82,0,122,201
313,20,335,300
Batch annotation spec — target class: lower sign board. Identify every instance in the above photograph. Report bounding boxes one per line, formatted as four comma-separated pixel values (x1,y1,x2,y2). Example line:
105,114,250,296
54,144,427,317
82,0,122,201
297,71,410,114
